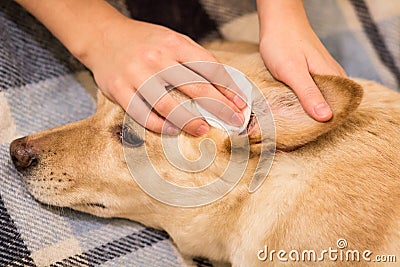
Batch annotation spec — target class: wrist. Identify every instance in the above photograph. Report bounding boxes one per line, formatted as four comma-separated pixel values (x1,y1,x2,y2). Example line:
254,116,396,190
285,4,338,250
257,0,310,40
66,7,129,67
72,14,130,69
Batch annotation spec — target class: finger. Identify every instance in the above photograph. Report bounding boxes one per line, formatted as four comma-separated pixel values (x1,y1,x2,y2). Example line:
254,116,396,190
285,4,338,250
179,83,245,127
310,50,347,78
339,67,347,77
176,46,248,109
185,62,249,109
112,86,180,135
159,63,245,126
324,57,347,77
332,61,347,77
137,75,210,136
278,65,333,122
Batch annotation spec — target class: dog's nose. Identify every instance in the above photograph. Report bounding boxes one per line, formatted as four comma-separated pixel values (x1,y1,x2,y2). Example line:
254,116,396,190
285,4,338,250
10,137,39,170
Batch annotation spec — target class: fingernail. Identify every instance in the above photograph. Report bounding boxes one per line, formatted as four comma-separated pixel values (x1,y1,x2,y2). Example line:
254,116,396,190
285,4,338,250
166,126,180,135
314,103,332,119
196,124,209,136
233,95,247,109
230,112,244,126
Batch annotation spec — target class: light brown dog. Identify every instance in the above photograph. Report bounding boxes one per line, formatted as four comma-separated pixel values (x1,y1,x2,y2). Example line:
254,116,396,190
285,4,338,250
10,42,400,266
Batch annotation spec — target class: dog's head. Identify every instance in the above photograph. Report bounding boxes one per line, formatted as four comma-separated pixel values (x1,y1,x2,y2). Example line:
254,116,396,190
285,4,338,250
9,51,363,227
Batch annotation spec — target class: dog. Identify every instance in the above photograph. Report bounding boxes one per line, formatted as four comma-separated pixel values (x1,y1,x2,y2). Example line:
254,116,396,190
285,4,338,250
10,42,400,266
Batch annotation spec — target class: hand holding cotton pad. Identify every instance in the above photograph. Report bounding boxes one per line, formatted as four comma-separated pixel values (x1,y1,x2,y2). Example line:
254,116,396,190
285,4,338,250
195,66,253,134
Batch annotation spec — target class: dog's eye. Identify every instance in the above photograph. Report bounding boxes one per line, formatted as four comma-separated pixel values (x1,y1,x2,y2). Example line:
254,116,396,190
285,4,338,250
112,125,124,142
122,125,144,148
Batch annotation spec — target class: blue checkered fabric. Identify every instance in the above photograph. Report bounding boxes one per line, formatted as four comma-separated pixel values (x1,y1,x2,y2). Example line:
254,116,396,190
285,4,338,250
305,0,400,91
0,1,184,266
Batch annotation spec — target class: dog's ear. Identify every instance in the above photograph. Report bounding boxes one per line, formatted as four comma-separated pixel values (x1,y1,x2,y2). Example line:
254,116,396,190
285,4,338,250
247,75,364,151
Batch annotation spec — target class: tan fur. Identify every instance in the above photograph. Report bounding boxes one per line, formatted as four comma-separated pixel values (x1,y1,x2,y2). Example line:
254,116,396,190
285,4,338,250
0,94,17,143
11,42,400,266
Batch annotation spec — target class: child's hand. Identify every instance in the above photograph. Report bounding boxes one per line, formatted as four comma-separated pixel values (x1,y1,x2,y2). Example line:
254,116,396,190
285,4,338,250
257,0,346,122
16,0,247,136
82,19,248,136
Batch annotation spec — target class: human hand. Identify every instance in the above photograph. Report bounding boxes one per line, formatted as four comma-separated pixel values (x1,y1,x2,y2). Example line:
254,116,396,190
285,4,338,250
15,0,247,136
80,18,247,136
257,0,346,122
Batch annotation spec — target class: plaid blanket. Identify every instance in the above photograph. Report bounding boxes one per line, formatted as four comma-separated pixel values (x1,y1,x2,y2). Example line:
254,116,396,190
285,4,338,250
0,1,185,266
306,0,400,91
1,0,399,266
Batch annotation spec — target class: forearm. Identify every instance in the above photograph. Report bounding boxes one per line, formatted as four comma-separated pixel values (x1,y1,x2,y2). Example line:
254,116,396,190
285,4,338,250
256,0,310,40
15,0,127,62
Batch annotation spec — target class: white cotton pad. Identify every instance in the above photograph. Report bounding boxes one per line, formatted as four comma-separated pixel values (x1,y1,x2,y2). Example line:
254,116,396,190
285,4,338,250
195,66,253,134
